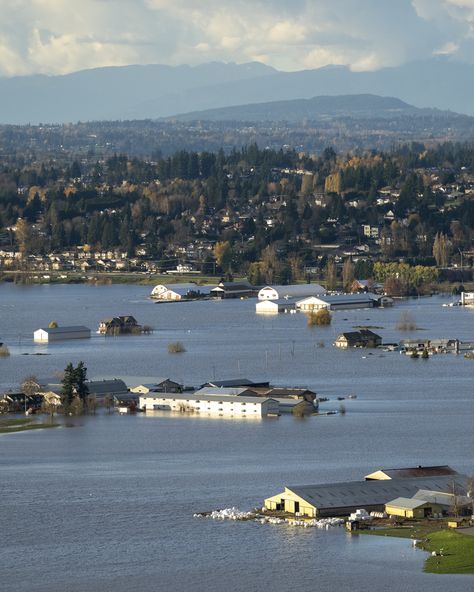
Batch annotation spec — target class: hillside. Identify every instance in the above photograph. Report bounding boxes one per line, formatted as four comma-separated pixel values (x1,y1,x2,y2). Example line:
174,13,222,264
1,57,474,123
167,94,448,122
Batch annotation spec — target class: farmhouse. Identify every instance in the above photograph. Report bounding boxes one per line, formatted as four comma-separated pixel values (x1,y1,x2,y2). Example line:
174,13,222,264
33,326,91,342
258,284,325,300
98,315,141,335
139,393,279,417
335,330,382,348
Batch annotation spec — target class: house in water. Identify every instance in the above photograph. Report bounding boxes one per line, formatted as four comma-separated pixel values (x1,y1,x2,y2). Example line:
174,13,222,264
258,284,325,301
98,315,142,335
33,326,91,342
139,393,279,417
335,330,382,348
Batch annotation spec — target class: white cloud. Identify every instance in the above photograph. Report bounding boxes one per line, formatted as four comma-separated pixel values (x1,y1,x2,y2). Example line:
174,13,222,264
0,0,473,77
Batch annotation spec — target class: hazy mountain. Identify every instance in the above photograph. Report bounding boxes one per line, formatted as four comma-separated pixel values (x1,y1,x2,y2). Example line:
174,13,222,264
1,57,474,124
167,94,450,122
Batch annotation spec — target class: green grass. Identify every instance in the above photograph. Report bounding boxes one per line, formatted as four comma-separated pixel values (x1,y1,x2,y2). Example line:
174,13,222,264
0,417,59,434
362,524,474,574
421,530,474,574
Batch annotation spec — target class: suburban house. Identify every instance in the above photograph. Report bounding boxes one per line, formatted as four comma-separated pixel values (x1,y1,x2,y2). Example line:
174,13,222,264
264,473,468,518
139,393,279,417
335,330,382,348
130,378,183,394
150,283,212,301
210,281,255,299
258,284,325,300
98,315,142,335
33,325,91,342
256,298,297,314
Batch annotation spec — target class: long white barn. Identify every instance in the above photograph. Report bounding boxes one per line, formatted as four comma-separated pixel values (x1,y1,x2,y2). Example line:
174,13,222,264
33,326,91,342
139,393,279,417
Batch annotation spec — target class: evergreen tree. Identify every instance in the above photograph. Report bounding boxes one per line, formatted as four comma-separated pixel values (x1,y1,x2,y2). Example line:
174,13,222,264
74,361,89,402
61,363,76,407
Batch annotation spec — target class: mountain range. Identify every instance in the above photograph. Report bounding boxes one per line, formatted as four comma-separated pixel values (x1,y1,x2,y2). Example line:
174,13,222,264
1,57,474,124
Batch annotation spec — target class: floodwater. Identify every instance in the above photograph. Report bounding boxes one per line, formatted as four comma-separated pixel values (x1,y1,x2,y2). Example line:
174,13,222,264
0,284,473,591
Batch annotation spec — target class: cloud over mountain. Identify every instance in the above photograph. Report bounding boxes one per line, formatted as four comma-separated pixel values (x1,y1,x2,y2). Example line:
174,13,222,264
0,0,473,76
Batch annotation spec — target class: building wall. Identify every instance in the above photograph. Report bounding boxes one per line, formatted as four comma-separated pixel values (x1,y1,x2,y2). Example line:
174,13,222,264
140,395,277,417
385,503,442,518
264,491,317,517
256,301,279,314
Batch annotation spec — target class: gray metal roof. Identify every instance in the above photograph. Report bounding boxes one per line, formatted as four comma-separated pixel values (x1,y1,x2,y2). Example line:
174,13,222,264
385,497,430,509
37,325,91,334
299,294,375,305
193,387,256,397
86,379,128,395
287,475,468,510
374,465,458,479
140,393,274,404
260,284,325,298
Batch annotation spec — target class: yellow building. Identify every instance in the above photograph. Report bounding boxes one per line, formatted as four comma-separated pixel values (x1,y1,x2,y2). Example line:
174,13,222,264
385,497,443,519
264,487,317,517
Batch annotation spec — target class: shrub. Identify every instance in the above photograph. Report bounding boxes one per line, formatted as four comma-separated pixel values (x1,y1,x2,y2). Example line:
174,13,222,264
0,345,10,357
308,308,332,326
168,341,186,353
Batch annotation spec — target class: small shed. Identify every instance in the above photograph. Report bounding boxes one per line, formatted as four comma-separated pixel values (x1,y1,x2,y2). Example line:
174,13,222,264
385,497,442,519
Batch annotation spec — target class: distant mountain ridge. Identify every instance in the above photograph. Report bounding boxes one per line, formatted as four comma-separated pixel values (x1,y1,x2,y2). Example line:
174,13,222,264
1,57,474,124
166,94,454,122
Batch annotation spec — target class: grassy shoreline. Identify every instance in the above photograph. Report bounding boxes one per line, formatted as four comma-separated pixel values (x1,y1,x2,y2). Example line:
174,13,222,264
362,524,474,574
0,417,59,434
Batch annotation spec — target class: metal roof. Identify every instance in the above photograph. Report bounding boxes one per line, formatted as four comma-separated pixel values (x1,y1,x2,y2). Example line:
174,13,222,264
298,294,375,305
37,325,91,334
286,475,468,510
373,465,458,479
385,497,430,510
140,393,274,404
192,387,256,397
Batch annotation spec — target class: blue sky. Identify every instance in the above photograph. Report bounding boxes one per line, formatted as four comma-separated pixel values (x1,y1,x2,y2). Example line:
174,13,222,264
0,0,473,76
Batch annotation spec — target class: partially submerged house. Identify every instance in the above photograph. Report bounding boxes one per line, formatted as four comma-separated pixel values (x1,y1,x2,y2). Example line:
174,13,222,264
33,326,91,342
98,316,142,335
335,330,382,348
296,294,375,312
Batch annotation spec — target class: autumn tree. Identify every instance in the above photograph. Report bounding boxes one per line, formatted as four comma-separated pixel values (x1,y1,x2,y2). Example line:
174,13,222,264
342,258,355,292
325,257,337,291
213,241,233,273
432,232,452,267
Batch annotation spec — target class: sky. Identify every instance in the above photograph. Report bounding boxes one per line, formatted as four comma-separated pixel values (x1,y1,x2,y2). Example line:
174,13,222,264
0,0,473,77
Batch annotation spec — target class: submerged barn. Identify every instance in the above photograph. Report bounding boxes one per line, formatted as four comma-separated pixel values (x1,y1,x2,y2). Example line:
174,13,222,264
264,474,467,518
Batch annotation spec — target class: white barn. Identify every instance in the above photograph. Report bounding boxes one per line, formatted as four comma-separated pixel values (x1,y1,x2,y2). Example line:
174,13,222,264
33,326,91,342
256,299,297,314
139,393,279,417
258,284,325,300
